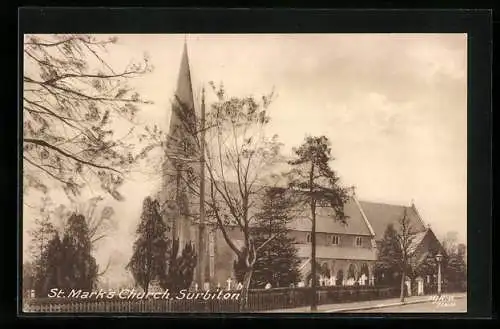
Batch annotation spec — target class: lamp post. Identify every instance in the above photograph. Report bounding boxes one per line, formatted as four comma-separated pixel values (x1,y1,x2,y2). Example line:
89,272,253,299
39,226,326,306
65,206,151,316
435,252,443,296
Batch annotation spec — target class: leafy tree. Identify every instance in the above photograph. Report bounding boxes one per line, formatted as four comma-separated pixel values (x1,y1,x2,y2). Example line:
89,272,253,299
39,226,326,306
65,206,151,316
23,34,154,200
22,261,35,298
127,197,168,294
33,232,64,297
234,187,301,288
60,214,99,291
286,135,349,311
53,196,117,276
28,214,58,297
395,211,417,301
441,231,459,255
444,243,466,291
160,239,197,291
375,211,416,302
28,215,58,263
54,196,116,245
374,224,401,286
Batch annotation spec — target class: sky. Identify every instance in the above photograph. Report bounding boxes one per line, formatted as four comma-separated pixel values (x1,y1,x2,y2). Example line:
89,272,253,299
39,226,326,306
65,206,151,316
23,33,467,285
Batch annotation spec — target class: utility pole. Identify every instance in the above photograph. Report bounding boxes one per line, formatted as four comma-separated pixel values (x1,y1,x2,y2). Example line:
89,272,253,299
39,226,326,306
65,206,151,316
197,87,207,288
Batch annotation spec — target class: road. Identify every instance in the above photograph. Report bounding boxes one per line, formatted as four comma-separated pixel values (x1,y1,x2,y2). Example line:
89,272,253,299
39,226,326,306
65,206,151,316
350,296,467,313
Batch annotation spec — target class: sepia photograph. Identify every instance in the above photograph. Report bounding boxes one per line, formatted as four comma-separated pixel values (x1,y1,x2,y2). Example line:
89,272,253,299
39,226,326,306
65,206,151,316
21,33,467,313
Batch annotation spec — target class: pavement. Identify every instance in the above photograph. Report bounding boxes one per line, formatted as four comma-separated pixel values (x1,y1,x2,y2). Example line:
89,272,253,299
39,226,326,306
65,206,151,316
264,292,466,313
351,296,467,313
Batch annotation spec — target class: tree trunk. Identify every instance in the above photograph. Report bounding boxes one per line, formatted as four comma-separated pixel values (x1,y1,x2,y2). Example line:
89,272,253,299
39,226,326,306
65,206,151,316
240,268,253,312
240,269,253,311
399,271,405,302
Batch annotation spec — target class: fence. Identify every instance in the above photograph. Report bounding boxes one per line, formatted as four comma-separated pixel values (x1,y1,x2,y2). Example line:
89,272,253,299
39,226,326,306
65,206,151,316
22,285,404,313
246,285,400,311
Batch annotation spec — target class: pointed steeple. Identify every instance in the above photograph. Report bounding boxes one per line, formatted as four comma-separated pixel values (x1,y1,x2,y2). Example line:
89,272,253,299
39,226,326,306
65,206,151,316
168,40,196,136
163,40,199,258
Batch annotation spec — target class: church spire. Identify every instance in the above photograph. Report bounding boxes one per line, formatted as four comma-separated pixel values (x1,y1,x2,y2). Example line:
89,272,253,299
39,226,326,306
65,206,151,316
163,40,198,257
168,38,196,135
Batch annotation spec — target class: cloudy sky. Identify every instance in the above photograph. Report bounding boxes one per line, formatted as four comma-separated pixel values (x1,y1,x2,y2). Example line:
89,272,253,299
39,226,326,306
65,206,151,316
23,34,467,283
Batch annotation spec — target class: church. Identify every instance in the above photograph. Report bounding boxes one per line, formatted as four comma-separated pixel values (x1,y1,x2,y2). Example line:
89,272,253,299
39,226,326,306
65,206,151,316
159,43,445,289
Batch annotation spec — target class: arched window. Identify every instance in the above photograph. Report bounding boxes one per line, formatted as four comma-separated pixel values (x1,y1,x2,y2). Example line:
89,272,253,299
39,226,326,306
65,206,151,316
306,233,311,243
360,263,370,285
347,264,356,280
336,270,344,285
320,262,331,278
360,263,370,278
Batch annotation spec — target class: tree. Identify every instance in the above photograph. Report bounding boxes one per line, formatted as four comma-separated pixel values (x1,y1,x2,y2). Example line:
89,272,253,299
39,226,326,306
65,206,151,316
395,210,417,302
234,187,301,288
127,197,168,294
286,135,350,311
60,213,99,291
22,262,35,298
23,34,154,201
33,232,64,297
160,239,197,291
152,83,282,309
28,213,59,297
374,224,401,286
442,231,459,255
375,210,416,302
54,196,116,245
443,243,467,291
28,215,58,265
53,196,117,276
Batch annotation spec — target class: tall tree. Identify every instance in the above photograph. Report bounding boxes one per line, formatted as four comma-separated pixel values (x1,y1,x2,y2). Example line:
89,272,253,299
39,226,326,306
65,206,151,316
395,209,416,302
53,196,117,276
234,187,301,288
28,216,58,265
160,239,197,291
375,211,416,302
374,224,401,286
443,243,467,291
127,197,168,294
441,231,459,255
28,213,59,297
23,34,154,200
22,261,35,298
286,135,349,311
54,196,116,246
33,232,64,297
61,213,99,291
150,83,282,309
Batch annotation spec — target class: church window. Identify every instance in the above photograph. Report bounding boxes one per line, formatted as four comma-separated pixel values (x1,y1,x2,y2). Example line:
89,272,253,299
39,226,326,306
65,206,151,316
306,233,311,243
330,235,340,245
355,236,363,247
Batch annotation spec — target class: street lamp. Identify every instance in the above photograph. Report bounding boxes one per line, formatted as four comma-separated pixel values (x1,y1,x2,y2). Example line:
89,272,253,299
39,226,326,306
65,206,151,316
435,252,443,296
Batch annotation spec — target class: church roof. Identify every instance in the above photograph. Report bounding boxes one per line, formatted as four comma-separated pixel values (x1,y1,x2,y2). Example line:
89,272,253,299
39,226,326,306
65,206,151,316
171,179,429,240
287,197,373,236
358,201,427,241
